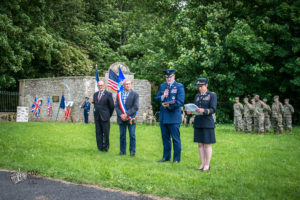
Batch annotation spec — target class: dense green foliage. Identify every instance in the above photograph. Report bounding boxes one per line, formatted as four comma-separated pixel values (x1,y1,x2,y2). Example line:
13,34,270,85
0,122,300,199
1,0,299,123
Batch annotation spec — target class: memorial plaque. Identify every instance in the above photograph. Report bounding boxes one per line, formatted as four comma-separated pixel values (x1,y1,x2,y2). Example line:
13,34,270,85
52,96,59,102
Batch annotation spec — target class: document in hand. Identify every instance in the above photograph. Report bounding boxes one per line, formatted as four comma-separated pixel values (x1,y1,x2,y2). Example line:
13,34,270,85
162,100,175,106
184,103,202,115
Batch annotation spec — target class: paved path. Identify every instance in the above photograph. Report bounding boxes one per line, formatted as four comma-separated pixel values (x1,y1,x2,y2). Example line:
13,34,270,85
0,170,156,200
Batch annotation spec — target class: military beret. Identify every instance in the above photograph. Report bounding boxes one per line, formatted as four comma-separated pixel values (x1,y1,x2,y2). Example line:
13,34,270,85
244,97,248,101
195,78,208,87
274,95,279,99
254,95,259,98
263,98,267,101
163,69,176,78
284,98,289,101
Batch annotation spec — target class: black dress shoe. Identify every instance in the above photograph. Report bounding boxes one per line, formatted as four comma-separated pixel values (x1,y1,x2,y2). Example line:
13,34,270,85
202,166,211,171
118,152,126,156
130,153,135,157
157,158,170,162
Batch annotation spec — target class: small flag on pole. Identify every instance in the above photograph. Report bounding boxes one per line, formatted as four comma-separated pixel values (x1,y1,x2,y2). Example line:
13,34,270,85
65,106,71,119
60,95,66,110
31,95,41,117
47,96,52,116
55,94,66,121
107,69,118,92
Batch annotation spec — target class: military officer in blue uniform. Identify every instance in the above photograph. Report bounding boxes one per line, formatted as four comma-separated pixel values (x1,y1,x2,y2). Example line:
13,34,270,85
81,97,90,124
155,69,185,163
187,78,217,171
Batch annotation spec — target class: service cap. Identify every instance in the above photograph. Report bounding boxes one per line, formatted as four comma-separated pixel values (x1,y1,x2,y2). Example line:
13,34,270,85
195,78,208,87
163,69,176,78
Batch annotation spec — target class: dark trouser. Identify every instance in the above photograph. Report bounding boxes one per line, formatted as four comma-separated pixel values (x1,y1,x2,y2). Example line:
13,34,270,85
160,123,181,162
95,119,110,151
84,111,89,124
119,123,136,155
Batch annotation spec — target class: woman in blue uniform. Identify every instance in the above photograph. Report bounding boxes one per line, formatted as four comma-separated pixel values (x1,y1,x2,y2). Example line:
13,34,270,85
187,78,217,171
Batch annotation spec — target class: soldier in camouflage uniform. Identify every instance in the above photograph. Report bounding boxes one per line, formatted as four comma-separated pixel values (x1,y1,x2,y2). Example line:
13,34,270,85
251,98,255,132
263,98,271,133
145,105,156,126
272,96,284,135
233,97,244,132
283,99,294,133
253,95,268,135
189,115,195,126
181,107,188,126
243,98,254,133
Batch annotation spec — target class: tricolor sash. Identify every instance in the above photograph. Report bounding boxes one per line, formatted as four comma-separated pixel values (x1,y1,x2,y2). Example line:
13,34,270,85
117,92,137,120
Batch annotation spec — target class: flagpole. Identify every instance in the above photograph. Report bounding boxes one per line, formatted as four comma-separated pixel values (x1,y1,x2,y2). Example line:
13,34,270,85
56,93,64,122
55,107,60,121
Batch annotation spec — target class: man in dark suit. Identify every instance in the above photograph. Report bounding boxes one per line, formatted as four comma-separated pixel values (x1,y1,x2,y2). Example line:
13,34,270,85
92,80,114,152
115,80,139,157
155,69,185,163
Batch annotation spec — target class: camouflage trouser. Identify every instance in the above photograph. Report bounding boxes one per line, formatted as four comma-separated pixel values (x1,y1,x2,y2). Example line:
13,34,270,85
264,117,271,132
244,117,252,132
283,115,292,131
146,118,156,126
273,116,283,133
254,115,264,133
234,116,243,131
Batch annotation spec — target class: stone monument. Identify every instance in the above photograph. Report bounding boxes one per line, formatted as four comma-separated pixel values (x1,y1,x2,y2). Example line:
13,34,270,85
18,62,151,123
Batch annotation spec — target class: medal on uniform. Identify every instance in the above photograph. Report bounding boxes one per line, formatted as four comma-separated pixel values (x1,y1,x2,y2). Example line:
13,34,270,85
172,96,175,100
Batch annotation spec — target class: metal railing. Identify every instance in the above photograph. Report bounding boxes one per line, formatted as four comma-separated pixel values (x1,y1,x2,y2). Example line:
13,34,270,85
0,91,19,112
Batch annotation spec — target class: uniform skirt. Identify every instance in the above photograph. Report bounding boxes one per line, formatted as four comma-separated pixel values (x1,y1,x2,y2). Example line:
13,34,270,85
194,128,216,144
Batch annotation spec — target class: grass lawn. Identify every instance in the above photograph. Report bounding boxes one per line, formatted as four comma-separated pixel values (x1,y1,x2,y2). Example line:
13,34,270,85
0,122,299,199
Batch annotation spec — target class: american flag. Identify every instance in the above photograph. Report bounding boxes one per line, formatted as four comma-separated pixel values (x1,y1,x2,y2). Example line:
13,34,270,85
107,69,118,92
31,96,41,117
47,96,52,116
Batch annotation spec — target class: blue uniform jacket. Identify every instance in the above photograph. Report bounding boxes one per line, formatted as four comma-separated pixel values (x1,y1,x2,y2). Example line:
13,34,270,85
83,101,90,112
193,91,217,128
155,81,185,124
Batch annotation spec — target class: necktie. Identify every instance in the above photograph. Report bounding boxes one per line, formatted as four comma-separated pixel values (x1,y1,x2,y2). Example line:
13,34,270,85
98,91,102,102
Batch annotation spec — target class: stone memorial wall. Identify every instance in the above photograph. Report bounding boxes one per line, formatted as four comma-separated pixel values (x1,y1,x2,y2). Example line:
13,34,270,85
18,62,151,123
